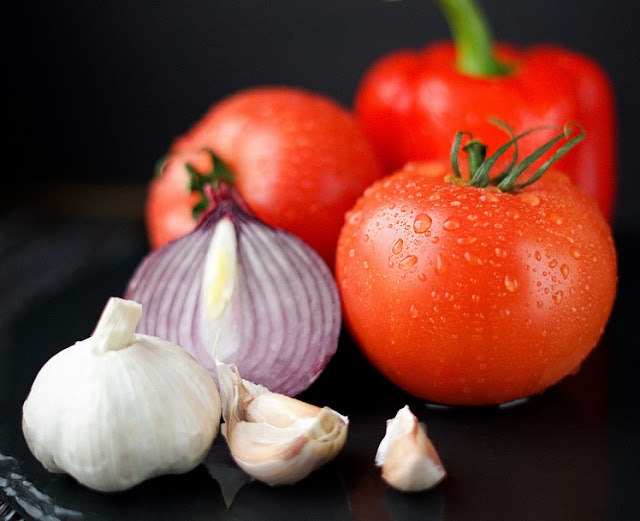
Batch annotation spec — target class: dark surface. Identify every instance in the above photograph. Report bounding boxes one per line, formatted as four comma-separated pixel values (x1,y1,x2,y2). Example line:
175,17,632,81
0,206,639,520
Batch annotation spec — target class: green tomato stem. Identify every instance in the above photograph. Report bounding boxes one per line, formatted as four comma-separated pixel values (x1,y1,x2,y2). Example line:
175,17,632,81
185,150,235,221
434,0,512,77
453,123,585,192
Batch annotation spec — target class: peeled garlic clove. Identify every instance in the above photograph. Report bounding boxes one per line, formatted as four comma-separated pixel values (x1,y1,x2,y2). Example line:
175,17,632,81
375,405,445,492
216,359,348,485
22,297,222,493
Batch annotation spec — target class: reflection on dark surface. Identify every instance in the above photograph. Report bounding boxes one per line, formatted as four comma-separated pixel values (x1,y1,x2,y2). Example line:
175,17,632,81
0,216,636,520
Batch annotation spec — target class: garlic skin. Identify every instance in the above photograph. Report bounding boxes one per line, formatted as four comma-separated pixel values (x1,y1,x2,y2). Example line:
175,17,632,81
216,359,348,485
21,297,222,493
375,406,445,492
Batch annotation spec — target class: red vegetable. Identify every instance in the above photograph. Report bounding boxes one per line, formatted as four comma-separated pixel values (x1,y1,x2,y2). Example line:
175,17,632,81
336,125,617,406
354,0,616,221
146,86,385,266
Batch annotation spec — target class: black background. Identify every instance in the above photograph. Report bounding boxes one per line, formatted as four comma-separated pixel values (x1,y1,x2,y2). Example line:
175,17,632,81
6,0,640,230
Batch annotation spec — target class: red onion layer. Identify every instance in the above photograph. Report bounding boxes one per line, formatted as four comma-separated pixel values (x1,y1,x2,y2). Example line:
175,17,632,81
125,184,341,396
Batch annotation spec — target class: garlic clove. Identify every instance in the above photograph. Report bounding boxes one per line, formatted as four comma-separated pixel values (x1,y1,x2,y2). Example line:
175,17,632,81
216,358,348,485
375,405,446,492
22,297,222,493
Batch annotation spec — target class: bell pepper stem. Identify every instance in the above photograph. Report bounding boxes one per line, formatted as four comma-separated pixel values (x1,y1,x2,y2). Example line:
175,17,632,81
434,0,512,77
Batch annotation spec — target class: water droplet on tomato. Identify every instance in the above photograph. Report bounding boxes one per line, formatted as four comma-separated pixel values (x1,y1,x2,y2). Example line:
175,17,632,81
363,260,369,269
521,193,541,207
443,217,460,231
494,247,507,258
569,246,581,259
552,290,564,304
348,248,355,258
388,202,396,210
536,301,544,308
413,213,432,234
561,264,570,279
504,275,519,292
392,239,404,255
435,254,449,275
399,255,418,270
457,236,477,245
534,251,542,261
548,212,563,225
464,251,479,265
362,234,369,243
480,192,499,203
410,304,418,318
548,259,558,268
418,272,427,282
346,210,362,226
471,294,480,302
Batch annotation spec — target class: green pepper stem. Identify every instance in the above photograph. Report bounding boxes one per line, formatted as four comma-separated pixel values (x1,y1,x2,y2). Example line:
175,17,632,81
434,0,512,77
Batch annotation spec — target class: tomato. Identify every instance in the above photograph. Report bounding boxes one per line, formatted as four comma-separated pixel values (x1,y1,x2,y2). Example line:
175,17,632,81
146,86,385,266
336,157,617,406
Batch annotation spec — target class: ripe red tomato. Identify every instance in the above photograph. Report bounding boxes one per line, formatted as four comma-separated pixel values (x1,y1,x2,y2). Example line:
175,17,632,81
146,86,384,266
336,161,617,406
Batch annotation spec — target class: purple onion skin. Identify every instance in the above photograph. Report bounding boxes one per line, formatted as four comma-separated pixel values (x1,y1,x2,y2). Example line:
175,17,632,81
125,184,341,396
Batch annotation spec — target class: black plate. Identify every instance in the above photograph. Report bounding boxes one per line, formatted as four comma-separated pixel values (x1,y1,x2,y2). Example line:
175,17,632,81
1,214,639,521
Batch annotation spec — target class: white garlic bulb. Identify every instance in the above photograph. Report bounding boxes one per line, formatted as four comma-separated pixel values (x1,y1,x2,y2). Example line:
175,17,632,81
216,358,348,485
21,297,222,493
375,405,446,492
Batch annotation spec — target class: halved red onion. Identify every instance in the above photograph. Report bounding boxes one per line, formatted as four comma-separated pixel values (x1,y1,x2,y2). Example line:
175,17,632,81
125,184,341,396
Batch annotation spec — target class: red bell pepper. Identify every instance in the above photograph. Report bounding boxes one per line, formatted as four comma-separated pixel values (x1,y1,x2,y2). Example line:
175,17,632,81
354,0,616,221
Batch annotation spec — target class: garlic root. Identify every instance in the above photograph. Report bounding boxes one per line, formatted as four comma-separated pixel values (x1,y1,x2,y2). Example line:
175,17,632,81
375,405,445,492
216,359,348,485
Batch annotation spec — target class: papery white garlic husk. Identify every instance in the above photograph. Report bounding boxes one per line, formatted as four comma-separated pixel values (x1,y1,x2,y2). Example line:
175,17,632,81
216,358,348,485
21,297,222,493
375,405,446,492
125,182,341,397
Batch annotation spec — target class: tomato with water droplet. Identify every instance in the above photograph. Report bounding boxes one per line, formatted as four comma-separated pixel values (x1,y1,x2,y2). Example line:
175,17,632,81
146,86,384,266
336,159,617,406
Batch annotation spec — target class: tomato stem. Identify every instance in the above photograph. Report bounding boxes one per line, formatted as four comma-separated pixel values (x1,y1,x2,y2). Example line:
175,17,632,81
499,124,585,191
185,149,235,220
434,0,512,77
453,123,585,192
465,140,488,185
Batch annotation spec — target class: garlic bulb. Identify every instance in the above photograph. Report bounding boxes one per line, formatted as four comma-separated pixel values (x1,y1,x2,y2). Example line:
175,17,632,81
126,181,341,397
216,358,348,485
375,406,445,492
21,297,222,493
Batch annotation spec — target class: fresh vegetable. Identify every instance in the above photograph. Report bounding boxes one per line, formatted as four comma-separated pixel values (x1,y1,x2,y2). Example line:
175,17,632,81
354,0,616,221
375,406,445,492
22,298,221,492
335,125,617,406
215,356,348,486
146,86,385,265
127,173,341,397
